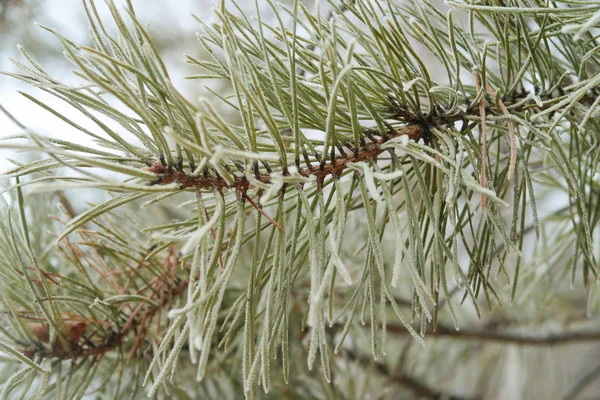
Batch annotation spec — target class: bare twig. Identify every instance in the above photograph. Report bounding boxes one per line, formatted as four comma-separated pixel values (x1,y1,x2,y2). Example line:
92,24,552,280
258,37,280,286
385,323,600,346
344,349,477,400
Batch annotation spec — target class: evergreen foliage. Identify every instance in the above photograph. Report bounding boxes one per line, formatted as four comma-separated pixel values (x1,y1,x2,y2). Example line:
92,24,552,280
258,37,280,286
0,0,599,398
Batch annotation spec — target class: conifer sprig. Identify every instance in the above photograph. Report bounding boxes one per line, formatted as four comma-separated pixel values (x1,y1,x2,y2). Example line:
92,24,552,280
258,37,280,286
0,0,599,398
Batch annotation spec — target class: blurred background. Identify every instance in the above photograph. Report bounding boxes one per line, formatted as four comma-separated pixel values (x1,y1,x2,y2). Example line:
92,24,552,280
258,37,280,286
0,0,205,171
1,1,600,399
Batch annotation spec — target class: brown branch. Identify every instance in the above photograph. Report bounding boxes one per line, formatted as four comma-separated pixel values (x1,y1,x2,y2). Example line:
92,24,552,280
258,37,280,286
148,124,424,191
146,88,599,195
385,323,600,346
142,83,600,197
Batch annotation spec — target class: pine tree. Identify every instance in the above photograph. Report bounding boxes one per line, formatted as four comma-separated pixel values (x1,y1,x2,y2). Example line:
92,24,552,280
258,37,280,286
1,0,600,398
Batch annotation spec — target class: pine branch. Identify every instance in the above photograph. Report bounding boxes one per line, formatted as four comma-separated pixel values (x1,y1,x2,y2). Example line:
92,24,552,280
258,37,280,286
146,87,598,194
20,249,190,362
150,124,424,189
1,0,600,397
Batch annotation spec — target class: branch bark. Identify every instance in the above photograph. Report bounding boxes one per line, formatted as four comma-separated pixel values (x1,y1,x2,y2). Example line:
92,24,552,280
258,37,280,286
150,124,424,190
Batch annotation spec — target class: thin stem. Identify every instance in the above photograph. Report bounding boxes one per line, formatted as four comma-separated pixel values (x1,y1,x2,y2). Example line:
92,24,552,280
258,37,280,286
385,323,600,346
344,349,477,400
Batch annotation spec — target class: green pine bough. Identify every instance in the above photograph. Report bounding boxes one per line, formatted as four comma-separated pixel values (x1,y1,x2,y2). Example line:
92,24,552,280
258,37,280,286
0,0,599,398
